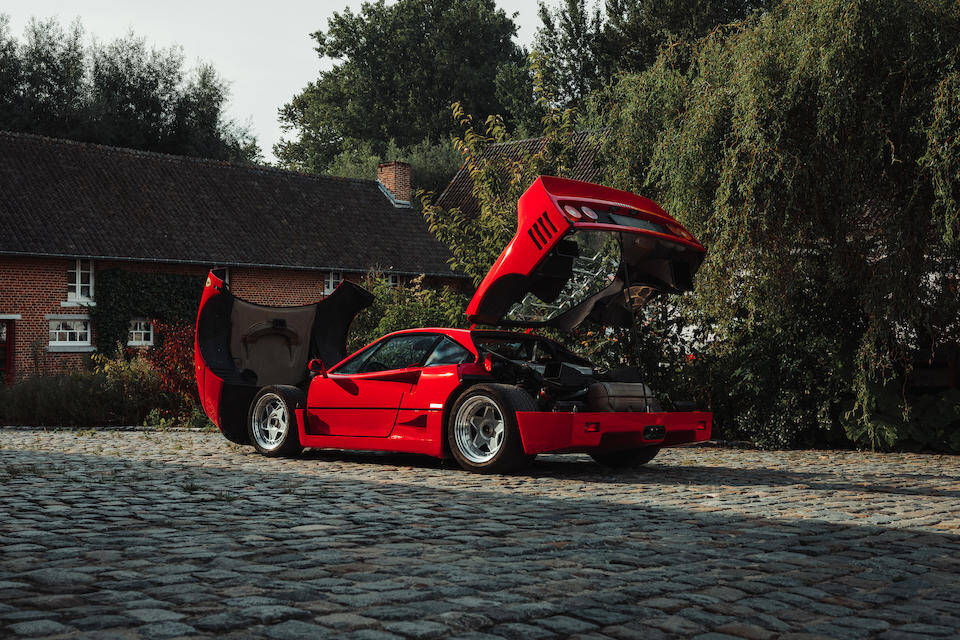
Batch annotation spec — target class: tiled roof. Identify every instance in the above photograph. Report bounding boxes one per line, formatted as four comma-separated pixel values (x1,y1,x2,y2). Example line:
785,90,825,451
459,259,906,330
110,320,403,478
435,131,603,218
0,131,459,277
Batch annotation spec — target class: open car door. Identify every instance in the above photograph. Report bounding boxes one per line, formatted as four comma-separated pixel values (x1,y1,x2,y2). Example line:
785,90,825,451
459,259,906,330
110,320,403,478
194,271,373,443
466,176,707,331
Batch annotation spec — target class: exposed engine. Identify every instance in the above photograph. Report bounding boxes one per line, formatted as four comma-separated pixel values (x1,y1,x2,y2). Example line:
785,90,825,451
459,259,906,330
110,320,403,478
473,331,662,413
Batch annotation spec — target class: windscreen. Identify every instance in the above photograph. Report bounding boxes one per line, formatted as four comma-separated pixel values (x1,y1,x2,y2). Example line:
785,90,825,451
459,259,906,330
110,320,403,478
505,230,621,324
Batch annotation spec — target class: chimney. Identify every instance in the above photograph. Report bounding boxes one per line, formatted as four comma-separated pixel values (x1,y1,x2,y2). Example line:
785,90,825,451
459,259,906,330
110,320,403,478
377,161,412,206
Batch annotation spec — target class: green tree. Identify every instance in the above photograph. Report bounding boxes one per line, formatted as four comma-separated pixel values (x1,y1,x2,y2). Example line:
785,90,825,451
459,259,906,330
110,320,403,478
348,274,469,353
0,15,259,163
535,0,605,108
326,138,463,196
536,0,768,110
422,94,584,285
592,0,960,449
276,0,529,173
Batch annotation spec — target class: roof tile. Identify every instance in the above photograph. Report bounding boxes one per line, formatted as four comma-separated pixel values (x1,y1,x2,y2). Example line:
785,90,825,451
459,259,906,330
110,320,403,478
0,131,459,276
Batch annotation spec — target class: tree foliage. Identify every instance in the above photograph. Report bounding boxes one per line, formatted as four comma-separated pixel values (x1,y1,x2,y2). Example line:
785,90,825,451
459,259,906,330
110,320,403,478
326,138,463,196
347,274,469,353
275,0,532,173
423,59,585,286
536,0,769,110
591,0,960,449
0,15,259,162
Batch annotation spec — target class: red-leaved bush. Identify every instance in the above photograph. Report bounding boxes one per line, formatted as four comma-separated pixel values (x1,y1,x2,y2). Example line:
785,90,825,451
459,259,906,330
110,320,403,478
143,320,198,402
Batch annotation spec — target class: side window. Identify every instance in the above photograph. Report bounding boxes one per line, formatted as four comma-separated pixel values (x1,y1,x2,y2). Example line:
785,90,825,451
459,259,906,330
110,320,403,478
332,343,376,374
360,334,439,373
127,319,154,347
423,338,473,367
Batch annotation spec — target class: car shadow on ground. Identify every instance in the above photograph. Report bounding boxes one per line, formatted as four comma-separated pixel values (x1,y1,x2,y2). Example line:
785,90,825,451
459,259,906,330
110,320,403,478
298,447,960,500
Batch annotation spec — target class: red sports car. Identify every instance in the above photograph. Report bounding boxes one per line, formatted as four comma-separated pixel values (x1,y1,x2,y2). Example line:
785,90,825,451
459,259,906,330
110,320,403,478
194,176,711,472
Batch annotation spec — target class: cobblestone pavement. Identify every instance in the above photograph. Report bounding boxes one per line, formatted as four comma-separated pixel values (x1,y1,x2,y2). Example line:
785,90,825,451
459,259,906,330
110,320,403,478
2,429,960,640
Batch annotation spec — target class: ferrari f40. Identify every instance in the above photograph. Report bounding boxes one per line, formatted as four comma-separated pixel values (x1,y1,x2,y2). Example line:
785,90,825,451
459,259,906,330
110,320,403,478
194,176,711,471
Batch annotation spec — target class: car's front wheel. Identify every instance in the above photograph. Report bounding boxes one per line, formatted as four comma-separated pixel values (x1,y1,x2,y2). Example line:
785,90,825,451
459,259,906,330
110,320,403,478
591,446,661,468
247,385,304,457
447,384,535,473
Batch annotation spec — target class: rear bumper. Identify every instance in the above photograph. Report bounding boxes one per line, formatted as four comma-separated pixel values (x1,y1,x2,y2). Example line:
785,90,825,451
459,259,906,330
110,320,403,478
516,410,712,455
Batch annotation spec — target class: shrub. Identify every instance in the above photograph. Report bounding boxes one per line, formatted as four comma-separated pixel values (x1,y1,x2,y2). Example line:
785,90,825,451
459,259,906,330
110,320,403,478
142,321,199,402
0,348,164,426
0,326,214,429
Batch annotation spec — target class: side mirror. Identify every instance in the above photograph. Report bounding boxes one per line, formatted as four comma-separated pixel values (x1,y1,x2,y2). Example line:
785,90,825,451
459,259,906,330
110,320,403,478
308,358,327,377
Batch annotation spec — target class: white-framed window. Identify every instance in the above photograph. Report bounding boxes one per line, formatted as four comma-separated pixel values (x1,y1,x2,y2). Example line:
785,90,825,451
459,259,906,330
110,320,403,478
388,273,401,288
127,319,154,347
48,318,91,346
67,259,94,302
324,271,343,295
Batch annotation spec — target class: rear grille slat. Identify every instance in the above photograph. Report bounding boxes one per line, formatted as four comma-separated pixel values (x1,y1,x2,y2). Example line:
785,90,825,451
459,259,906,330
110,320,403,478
533,224,547,244
541,211,558,233
527,228,542,249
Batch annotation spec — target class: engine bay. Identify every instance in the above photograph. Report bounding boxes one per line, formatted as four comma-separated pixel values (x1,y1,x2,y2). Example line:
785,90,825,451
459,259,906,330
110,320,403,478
471,331,661,413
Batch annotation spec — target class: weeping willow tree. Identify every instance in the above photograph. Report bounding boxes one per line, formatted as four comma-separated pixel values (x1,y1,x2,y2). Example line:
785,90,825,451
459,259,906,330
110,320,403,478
592,0,960,449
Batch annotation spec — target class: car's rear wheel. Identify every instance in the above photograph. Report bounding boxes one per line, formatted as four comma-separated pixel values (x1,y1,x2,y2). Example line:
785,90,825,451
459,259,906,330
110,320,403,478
447,384,535,473
248,385,304,457
591,446,661,468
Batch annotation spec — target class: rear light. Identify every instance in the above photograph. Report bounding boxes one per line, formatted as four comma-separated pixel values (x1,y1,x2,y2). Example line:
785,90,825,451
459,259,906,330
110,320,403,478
666,223,693,240
697,421,707,430
482,353,494,373
563,205,582,220
585,422,600,433
580,205,599,220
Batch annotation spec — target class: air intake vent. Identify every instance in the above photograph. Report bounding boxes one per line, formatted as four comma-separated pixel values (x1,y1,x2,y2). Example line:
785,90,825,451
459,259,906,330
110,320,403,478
528,211,558,250
527,228,541,249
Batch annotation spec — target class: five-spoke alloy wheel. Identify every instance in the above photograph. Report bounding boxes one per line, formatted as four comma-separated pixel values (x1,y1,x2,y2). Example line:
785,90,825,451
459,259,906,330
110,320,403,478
453,395,506,463
447,384,534,472
247,385,304,457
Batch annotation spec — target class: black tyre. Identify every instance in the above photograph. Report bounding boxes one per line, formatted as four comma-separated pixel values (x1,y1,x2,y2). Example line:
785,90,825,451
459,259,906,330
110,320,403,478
247,385,304,457
446,384,536,473
591,446,661,468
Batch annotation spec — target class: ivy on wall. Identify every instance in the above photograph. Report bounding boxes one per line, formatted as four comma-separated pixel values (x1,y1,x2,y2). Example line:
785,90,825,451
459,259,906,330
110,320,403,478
89,269,204,353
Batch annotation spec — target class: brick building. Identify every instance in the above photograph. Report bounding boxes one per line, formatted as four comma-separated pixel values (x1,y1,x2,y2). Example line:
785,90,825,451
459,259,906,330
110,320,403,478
0,131,462,384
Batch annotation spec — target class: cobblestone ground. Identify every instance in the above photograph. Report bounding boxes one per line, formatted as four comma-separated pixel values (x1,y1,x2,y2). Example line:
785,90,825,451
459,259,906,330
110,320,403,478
1,429,960,640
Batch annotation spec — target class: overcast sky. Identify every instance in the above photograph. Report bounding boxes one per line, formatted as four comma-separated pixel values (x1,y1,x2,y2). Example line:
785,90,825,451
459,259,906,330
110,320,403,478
3,1,542,163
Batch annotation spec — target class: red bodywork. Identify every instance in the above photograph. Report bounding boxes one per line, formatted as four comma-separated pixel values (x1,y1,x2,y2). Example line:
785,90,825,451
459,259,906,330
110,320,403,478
196,323,711,456
467,176,705,329
194,176,712,459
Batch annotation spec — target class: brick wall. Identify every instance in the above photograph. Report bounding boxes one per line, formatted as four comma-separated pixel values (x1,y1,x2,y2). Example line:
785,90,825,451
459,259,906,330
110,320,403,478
229,267,326,306
0,256,89,379
0,258,328,382
0,256,467,384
